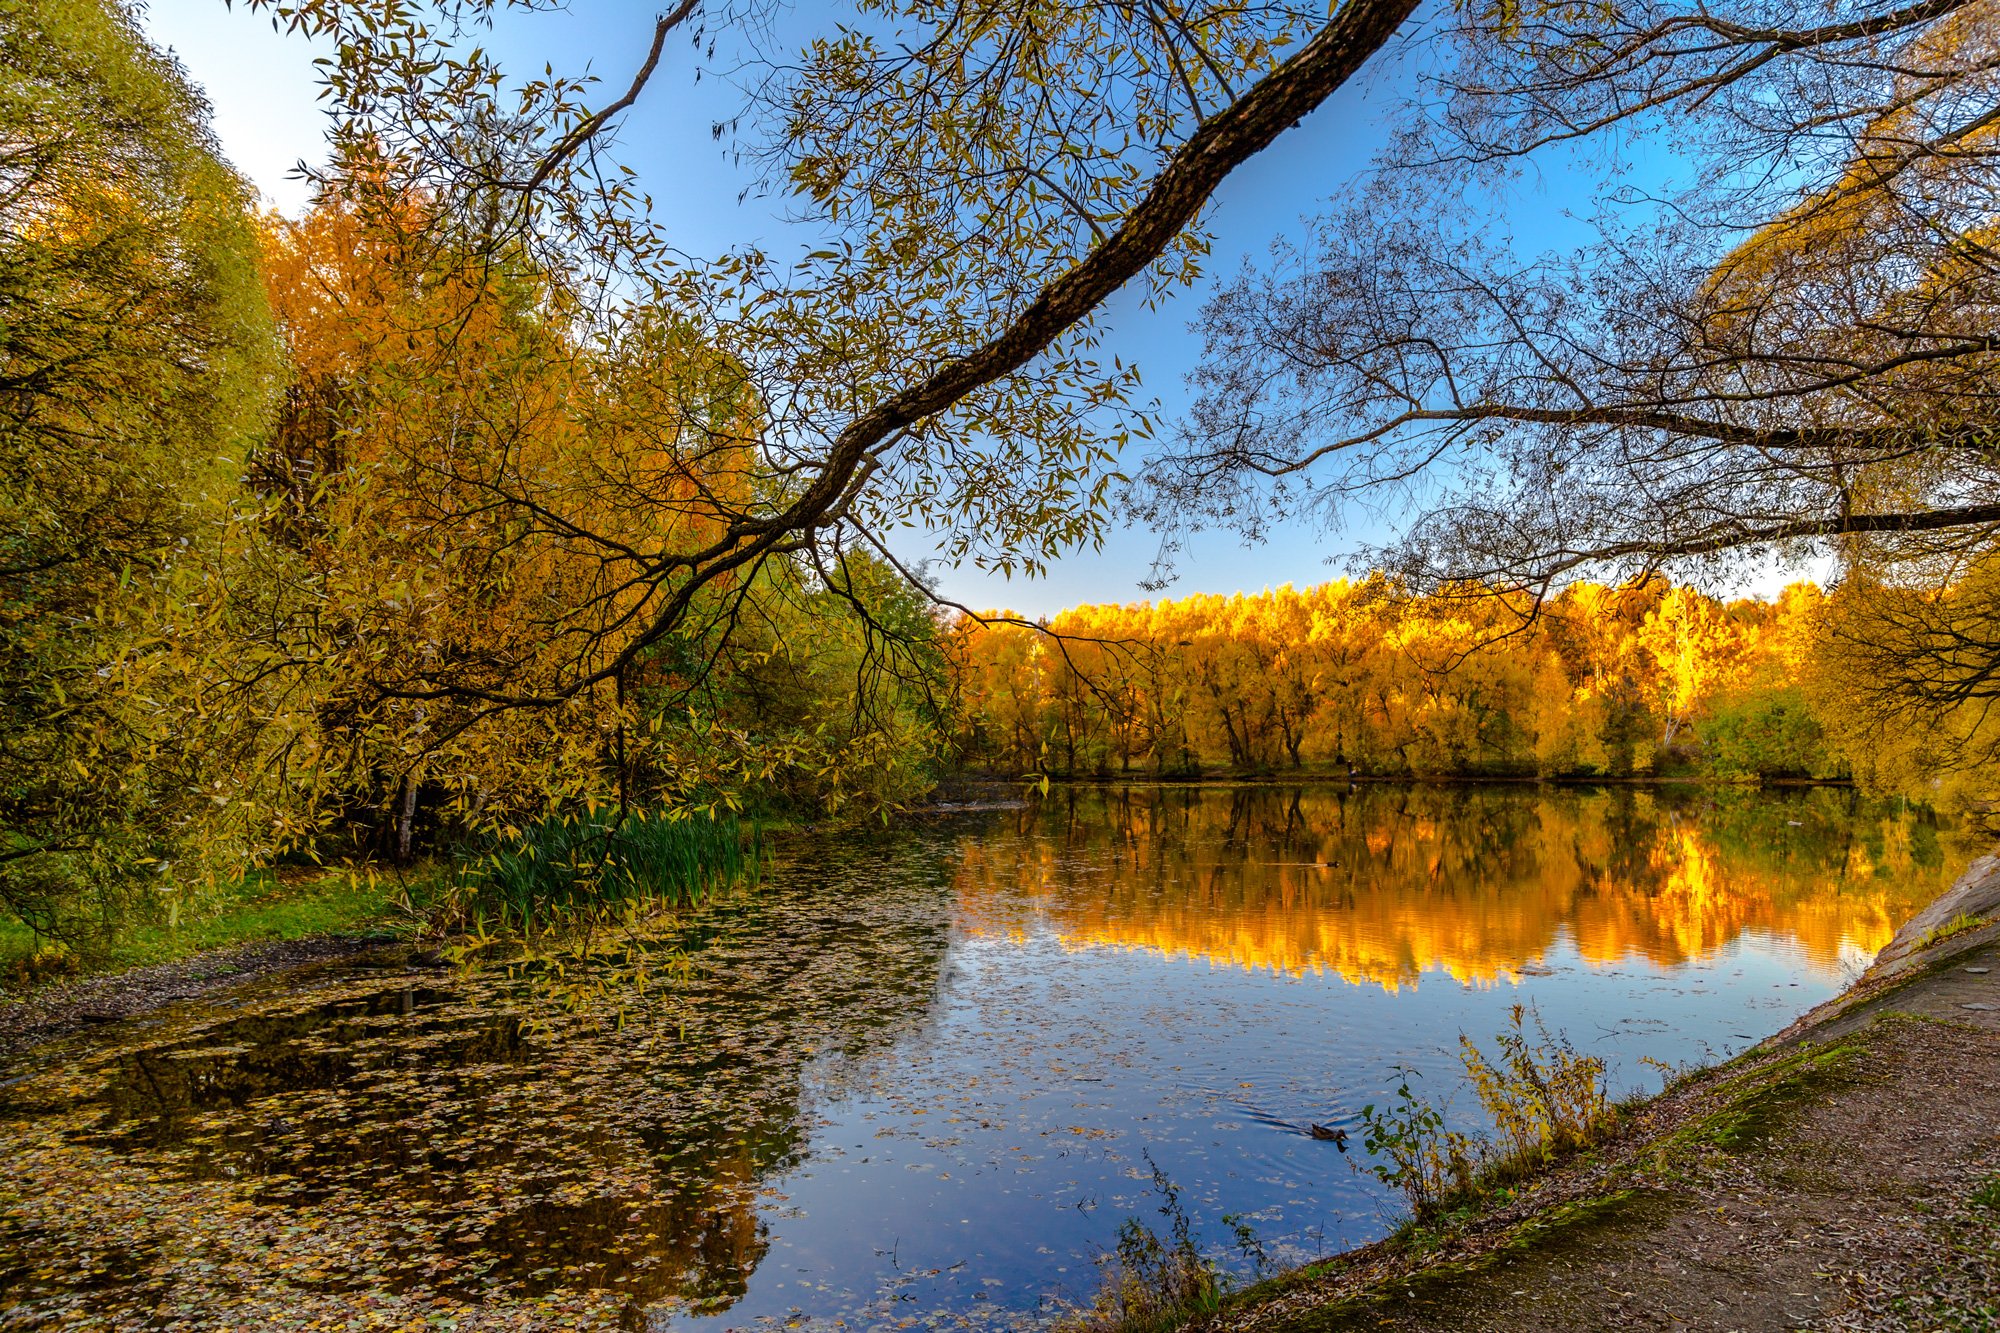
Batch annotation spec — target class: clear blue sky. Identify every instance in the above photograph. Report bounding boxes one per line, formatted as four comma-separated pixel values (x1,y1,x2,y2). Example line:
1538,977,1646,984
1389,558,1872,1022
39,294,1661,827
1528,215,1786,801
144,1,1731,614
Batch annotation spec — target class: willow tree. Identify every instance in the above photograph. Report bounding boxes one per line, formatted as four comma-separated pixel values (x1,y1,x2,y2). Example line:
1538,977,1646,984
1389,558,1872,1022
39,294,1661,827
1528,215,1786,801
0,0,278,937
1141,0,2000,786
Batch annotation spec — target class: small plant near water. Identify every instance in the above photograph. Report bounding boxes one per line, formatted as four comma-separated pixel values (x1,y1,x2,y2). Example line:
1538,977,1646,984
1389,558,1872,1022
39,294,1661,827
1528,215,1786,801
1060,1158,1270,1332
1918,911,1993,950
1358,1068,1484,1223
1359,1007,1616,1224
1461,1004,1615,1167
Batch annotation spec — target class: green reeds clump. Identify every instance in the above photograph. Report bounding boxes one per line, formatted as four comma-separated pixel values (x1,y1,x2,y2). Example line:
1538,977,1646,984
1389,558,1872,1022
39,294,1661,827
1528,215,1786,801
452,808,758,935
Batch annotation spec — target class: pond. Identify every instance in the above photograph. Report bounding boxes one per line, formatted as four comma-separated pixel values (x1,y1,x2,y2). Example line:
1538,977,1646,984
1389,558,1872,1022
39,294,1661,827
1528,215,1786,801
0,784,1965,1330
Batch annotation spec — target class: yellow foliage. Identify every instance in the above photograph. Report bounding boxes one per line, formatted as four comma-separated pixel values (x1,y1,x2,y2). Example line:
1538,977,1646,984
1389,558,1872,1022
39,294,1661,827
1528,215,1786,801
952,577,1822,780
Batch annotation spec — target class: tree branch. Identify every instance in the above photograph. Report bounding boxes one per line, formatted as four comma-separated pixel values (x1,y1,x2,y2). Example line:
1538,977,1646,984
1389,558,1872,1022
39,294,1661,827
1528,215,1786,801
514,0,701,198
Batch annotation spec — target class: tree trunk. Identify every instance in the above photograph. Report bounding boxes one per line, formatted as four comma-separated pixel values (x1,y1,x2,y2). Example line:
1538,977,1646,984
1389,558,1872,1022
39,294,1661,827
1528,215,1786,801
396,773,419,864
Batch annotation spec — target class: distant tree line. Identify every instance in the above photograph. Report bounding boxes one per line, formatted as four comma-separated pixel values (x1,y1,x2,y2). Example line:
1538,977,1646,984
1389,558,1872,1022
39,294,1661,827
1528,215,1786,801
952,579,1856,786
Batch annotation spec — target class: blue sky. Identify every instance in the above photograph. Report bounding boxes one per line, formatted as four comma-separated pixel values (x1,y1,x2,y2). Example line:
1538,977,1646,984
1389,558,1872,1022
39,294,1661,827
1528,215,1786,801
141,1,1676,615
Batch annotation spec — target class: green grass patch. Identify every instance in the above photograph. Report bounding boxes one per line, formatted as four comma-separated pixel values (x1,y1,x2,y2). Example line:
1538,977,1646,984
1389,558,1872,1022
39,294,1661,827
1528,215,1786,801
0,865,423,990
112,870,411,964
1918,912,1993,951
1678,1041,1862,1155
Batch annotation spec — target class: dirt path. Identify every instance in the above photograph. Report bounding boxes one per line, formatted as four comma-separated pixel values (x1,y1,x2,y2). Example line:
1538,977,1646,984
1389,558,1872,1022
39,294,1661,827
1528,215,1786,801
0,933,406,1060
1212,932,2000,1333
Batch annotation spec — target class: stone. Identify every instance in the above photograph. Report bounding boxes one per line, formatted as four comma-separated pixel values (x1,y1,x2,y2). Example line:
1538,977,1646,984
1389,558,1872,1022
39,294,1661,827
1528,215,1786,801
1877,853,2000,967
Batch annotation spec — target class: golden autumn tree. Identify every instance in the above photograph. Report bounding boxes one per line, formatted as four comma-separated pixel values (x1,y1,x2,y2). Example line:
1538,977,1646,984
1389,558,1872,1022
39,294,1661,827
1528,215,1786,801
250,187,876,853
1637,587,1745,751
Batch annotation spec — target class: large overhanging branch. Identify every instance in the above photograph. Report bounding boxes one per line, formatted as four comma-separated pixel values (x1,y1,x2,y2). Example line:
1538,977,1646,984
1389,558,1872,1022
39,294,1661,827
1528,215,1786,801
1239,399,2000,478
1459,502,2000,589
371,0,1424,709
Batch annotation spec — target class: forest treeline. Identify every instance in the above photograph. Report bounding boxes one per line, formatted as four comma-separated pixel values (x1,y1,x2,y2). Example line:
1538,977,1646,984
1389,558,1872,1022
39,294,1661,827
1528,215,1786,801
952,580,1877,786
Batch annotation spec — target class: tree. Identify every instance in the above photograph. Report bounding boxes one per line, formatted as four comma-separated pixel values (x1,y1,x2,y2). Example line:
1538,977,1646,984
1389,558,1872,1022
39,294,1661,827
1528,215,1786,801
0,0,278,937
216,0,1424,759
1814,556,2000,801
1637,587,1743,750
254,192,956,847
225,0,2000,810
1155,0,1998,569
947,576,1812,780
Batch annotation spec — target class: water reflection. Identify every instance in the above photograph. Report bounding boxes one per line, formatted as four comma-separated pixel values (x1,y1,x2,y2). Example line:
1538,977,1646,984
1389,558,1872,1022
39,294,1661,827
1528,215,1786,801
0,786,1962,1330
956,786,1941,987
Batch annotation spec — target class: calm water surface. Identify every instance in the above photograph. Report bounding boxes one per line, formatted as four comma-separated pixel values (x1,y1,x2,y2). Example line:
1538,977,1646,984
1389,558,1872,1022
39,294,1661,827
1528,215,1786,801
0,785,1965,1330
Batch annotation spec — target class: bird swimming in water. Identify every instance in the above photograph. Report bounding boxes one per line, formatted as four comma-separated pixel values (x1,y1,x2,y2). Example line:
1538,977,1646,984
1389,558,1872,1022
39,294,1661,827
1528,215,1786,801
1309,1123,1349,1146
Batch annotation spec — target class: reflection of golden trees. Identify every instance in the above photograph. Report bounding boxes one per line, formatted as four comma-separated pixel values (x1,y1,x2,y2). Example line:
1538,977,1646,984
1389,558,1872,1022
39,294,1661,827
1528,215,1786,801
951,789,1952,989
1565,824,1903,976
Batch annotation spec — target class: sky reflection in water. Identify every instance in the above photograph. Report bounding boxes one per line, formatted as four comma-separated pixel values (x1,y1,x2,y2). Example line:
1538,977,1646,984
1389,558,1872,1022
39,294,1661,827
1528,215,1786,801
0,785,1961,1330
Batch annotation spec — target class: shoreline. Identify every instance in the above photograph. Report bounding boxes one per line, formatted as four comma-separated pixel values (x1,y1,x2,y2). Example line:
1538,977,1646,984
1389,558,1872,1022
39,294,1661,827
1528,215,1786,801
957,771,1861,791
0,931,409,1061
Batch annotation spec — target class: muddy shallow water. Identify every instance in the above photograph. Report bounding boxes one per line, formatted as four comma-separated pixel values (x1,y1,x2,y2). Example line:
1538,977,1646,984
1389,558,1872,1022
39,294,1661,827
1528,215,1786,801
0,784,1964,1330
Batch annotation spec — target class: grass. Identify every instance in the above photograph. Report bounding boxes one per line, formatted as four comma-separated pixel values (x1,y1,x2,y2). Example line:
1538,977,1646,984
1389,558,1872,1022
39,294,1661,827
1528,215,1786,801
1233,1189,1655,1333
0,865,423,991
1918,911,1993,950
0,807,762,995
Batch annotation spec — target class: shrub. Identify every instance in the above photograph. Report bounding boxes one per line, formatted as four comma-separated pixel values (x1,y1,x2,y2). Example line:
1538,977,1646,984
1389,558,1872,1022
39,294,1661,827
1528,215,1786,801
1358,1068,1485,1223
1358,1009,1616,1224
1460,1004,1615,1166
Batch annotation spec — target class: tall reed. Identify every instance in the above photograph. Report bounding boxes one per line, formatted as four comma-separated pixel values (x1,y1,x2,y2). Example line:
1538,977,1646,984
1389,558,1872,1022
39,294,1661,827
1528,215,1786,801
451,809,758,934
